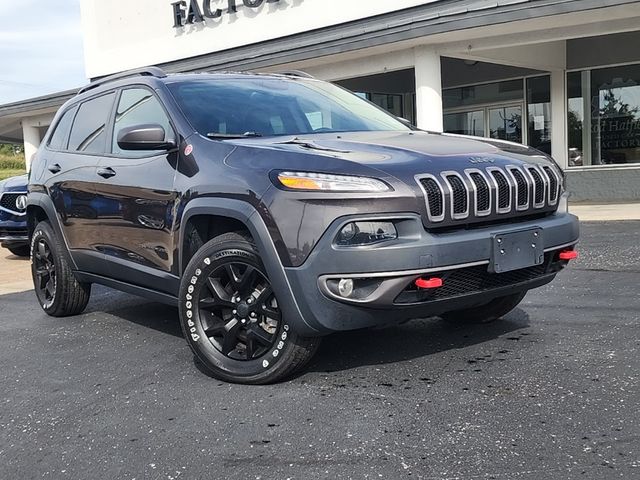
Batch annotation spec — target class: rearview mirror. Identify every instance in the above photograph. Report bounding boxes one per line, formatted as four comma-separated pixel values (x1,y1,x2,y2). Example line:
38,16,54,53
117,124,176,151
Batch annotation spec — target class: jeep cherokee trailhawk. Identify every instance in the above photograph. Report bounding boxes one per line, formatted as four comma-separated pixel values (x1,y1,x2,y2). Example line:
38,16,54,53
27,68,579,384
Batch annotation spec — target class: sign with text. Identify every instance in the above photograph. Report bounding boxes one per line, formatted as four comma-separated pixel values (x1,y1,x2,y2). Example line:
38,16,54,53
171,0,284,28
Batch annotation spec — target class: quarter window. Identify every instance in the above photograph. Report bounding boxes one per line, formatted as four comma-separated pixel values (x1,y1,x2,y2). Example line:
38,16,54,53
47,107,77,151
112,88,172,157
68,93,116,154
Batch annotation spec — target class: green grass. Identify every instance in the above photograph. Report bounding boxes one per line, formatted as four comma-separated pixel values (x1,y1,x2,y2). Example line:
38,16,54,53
0,153,26,181
0,169,26,181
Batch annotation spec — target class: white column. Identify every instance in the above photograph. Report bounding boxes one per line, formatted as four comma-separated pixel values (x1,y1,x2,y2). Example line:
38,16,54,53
550,69,568,169
22,123,41,173
414,46,443,132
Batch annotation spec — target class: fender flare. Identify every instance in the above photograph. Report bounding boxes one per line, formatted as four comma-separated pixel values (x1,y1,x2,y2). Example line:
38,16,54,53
179,198,322,335
26,192,78,270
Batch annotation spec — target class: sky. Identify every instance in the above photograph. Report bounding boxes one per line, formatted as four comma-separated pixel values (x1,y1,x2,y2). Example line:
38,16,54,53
0,0,86,105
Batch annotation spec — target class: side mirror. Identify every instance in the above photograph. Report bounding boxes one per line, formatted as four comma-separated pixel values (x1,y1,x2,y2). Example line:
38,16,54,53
117,124,176,151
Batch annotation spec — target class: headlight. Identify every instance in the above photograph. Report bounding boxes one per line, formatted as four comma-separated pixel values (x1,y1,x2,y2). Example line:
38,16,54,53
336,221,397,246
276,171,390,192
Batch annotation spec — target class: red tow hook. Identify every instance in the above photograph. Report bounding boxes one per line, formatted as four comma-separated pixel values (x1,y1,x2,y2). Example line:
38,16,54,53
415,277,444,289
559,250,579,261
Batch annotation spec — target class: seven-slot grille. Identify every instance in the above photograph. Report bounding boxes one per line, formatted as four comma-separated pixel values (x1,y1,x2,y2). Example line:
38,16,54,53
0,192,27,215
418,164,561,226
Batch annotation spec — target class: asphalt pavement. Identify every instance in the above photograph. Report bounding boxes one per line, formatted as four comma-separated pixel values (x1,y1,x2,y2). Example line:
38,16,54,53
0,221,639,479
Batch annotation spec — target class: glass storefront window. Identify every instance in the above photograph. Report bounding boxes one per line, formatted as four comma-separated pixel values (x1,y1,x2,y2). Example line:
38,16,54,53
489,105,522,143
443,110,484,136
443,79,523,109
567,63,640,167
527,76,552,154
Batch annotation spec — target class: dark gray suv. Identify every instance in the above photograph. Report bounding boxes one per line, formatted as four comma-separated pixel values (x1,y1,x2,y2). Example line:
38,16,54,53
27,67,579,384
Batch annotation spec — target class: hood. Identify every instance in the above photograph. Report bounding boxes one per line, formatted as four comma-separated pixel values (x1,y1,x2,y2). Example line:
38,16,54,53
228,130,556,179
0,174,28,192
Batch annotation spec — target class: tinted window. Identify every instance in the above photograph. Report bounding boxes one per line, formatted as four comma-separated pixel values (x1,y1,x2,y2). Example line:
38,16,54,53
112,88,172,157
68,92,115,154
167,77,409,137
47,107,76,151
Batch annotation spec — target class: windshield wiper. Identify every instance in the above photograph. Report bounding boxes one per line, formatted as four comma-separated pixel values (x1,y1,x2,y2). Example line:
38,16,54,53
206,131,263,139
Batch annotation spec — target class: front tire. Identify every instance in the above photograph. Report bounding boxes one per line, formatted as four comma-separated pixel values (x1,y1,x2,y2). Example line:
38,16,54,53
441,291,527,324
31,221,91,317
179,232,320,384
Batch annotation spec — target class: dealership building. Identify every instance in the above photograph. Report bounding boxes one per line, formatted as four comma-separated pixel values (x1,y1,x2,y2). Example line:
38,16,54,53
1,0,640,201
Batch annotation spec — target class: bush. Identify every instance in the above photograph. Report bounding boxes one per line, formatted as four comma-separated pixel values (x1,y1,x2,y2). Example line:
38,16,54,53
0,154,26,170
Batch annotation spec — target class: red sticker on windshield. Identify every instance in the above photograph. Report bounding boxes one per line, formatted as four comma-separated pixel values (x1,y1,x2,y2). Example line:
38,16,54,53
184,144,193,156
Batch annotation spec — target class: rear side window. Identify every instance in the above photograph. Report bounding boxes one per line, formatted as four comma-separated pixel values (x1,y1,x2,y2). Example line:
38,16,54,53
47,107,76,151
68,92,116,154
112,88,172,157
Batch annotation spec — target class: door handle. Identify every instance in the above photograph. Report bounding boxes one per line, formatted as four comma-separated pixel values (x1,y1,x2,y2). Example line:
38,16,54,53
48,163,62,174
97,167,116,179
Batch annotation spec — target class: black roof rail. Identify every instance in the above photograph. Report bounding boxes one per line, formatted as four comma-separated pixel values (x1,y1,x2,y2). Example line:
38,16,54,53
275,70,315,79
78,67,167,94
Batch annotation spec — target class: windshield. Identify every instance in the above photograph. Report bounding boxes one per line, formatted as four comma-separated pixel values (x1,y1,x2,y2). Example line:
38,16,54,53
167,76,411,137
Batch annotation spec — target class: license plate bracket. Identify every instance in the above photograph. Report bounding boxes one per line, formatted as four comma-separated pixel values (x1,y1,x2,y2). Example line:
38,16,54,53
490,228,544,273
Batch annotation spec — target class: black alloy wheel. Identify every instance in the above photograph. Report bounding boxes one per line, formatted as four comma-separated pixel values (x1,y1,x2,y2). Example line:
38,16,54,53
33,237,57,309
179,232,320,384
30,220,92,317
197,261,280,361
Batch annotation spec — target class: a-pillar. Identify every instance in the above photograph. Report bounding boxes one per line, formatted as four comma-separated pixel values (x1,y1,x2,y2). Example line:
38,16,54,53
21,122,41,173
414,46,443,132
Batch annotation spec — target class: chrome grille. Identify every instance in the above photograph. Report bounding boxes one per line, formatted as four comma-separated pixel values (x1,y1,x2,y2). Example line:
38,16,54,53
417,164,561,226
508,167,530,210
490,169,511,211
444,174,468,217
418,176,444,220
543,166,560,204
0,192,27,215
468,171,491,214
527,167,545,207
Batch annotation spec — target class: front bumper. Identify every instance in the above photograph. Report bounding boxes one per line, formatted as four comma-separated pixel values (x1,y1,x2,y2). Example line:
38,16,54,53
0,220,28,248
283,211,579,335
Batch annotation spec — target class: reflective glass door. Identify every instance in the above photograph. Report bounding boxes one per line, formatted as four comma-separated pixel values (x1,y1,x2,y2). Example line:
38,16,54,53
444,103,524,143
488,105,523,143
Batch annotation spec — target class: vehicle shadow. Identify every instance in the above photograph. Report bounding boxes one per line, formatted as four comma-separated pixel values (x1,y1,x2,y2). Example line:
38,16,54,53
306,308,530,373
89,288,530,375
100,301,183,338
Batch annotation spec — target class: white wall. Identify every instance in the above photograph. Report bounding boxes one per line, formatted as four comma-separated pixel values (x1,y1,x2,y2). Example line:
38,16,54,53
80,0,440,78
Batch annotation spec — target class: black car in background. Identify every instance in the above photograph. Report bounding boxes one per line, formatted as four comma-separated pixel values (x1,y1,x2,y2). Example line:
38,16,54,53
0,174,29,257
27,68,579,384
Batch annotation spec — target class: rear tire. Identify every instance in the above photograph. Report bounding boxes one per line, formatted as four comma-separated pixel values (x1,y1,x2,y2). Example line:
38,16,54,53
31,221,91,317
179,232,320,385
441,291,527,324
8,245,30,257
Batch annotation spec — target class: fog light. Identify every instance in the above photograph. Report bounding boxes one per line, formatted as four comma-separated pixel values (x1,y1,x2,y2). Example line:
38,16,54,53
336,221,397,246
338,279,354,298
